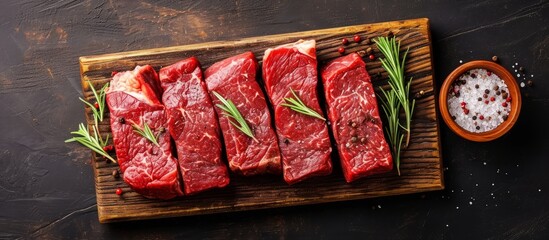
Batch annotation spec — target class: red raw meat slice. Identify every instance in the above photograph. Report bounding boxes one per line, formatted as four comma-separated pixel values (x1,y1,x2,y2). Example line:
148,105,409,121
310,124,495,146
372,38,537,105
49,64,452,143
106,65,183,199
321,53,393,182
205,52,282,176
262,40,332,184
159,57,230,194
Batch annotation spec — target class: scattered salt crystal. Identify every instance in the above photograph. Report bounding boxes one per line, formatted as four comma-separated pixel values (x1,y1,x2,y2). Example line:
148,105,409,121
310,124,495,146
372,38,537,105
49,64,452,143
514,69,518,72
520,82,525,88
497,169,500,173
483,162,487,165
461,190,464,193
507,191,510,194
475,183,478,187
459,60,463,63
512,65,515,68
446,224,449,227
469,201,473,205
531,74,534,77
378,205,381,208
492,183,495,186
539,189,542,192
517,74,521,77
451,190,454,193
515,63,518,65
495,204,498,207
491,193,494,196
456,207,459,210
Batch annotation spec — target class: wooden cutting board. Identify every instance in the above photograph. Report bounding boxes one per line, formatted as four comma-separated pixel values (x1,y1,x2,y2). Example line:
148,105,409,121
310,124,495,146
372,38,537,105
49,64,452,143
79,18,444,223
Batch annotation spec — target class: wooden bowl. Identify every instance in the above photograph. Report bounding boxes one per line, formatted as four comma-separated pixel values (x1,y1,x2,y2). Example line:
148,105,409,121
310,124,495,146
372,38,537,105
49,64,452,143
439,60,521,142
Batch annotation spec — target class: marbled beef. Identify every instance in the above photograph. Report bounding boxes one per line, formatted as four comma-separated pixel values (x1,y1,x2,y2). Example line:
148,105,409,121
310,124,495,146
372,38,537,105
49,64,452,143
107,65,183,199
205,52,282,176
159,57,230,194
262,40,332,184
321,53,393,182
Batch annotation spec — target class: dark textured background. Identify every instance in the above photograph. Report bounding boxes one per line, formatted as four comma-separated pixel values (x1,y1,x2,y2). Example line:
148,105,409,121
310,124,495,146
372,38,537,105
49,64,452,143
1,0,548,239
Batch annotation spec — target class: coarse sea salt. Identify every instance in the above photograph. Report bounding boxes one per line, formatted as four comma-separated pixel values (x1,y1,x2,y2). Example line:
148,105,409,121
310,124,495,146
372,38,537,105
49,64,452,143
447,69,512,133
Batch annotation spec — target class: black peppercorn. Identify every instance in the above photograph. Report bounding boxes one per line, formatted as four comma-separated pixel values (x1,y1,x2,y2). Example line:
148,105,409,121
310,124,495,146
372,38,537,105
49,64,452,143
475,84,479,89
471,73,477,78
492,56,498,62
496,91,501,96
493,85,499,91
452,115,456,120
484,89,490,94
476,126,480,130
483,93,488,98
527,80,533,87
472,116,477,120
519,66,525,73
478,97,482,101
118,117,126,124
502,115,509,121
284,139,290,144
351,136,358,143
112,170,120,179
502,92,509,99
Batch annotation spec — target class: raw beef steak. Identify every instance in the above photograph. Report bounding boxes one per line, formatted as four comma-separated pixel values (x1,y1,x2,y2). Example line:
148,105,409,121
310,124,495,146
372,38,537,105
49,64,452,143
205,52,282,175
107,65,183,199
159,57,230,194
321,53,393,182
262,40,332,184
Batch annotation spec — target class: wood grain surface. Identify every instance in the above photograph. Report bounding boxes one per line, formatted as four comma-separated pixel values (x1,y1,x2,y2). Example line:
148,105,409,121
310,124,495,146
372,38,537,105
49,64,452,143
79,18,443,223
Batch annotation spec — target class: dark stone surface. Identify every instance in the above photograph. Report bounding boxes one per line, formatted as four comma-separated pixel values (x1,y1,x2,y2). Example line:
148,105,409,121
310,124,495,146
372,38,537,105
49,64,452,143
1,0,547,238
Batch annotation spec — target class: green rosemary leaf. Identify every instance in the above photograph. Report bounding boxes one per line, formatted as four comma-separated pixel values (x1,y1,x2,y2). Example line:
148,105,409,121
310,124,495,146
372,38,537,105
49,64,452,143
212,91,258,142
374,36,416,176
133,122,160,146
281,88,326,121
65,123,116,163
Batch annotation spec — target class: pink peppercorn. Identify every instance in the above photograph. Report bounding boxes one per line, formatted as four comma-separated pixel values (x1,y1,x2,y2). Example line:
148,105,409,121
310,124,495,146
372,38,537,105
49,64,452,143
502,102,508,107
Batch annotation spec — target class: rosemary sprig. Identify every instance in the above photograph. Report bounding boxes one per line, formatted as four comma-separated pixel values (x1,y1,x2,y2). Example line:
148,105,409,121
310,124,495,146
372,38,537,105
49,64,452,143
379,88,403,175
212,91,258,142
374,36,416,176
79,81,109,126
65,123,116,163
281,88,326,121
374,36,415,147
67,81,115,163
133,122,160,146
